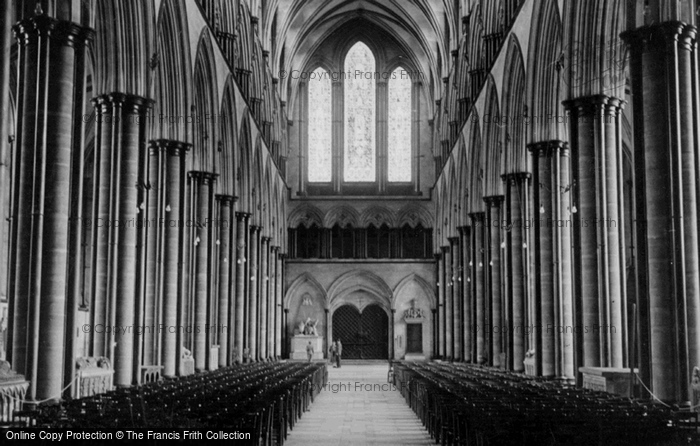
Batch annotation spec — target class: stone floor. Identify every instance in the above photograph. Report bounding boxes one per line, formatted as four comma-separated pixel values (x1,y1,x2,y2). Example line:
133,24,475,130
285,362,434,446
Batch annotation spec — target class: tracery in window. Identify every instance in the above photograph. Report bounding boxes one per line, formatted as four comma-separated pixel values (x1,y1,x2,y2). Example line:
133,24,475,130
388,66,412,182
344,42,376,182
308,67,332,182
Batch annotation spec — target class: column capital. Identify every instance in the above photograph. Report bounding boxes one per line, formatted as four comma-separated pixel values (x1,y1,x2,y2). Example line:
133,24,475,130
621,21,689,48
501,172,531,184
250,225,262,234
279,252,289,260
526,140,568,157
261,236,272,243
440,245,450,253
448,236,460,245
149,139,191,157
457,225,471,234
271,245,280,253
562,95,624,116
215,194,237,205
14,15,95,48
483,195,505,207
188,170,218,184
235,212,251,221
93,92,154,113
468,212,485,221
434,253,442,261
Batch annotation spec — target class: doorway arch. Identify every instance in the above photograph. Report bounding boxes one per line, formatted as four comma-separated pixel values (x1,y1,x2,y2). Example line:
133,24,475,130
332,303,388,359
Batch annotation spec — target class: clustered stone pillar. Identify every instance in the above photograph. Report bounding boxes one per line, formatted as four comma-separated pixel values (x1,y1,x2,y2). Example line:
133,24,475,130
11,14,93,401
142,142,162,368
271,245,281,357
248,225,261,361
563,96,626,378
458,226,472,362
259,236,270,360
436,250,445,358
528,141,575,379
158,140,190,377
623,22,700,403
443,244,453,359
502,173,530,372
469,212,486,364
95,93,152,388
216,194,235,367
234,212,250,363
484,196,504,367
189,171,217,371
449,236,462,361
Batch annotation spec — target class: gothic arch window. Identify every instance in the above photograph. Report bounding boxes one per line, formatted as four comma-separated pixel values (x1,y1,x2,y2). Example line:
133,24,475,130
304,41,418,195
308,67,332,182
388,66,412,182
344,42,376,182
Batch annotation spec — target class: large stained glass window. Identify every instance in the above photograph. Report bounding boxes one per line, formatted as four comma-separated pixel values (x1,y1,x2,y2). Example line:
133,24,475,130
344,42,376,182
308,67,332,182
388,67,412,182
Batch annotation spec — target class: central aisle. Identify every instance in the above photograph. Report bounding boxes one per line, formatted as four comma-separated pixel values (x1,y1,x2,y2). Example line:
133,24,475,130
285,363,433,445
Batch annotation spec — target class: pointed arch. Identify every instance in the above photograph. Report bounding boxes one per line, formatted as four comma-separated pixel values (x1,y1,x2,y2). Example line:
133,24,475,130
193,28,218,173
284,272,328,309
324,206,361,228
482,75,503,196
327,270,393,313
155,0,192,142
392,273,437,309
527,0,565,143
396,204,433,229
218,76,239,195
287,204,324,229
501,34,527,174
359,206,396,228
466,108,485,213
238,111,253,212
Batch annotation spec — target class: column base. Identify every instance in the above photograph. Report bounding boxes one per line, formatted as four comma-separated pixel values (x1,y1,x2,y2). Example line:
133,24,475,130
579,367,638,397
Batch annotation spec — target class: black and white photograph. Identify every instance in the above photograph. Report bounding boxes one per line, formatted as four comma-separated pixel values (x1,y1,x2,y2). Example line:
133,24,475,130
0,0,700,444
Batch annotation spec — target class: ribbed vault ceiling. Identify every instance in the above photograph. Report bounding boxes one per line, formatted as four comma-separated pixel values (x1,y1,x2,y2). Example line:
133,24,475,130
266,0,452,104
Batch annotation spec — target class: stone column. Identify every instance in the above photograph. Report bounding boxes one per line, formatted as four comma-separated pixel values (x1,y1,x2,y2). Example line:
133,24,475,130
528,141,576,378
469,213,486,363
623,22,700,403
271,245,281,357
332,79,343,192
484,197,504,367
563,96,626,374
234,212,250,362
449,236,462,361
189,171,216,371
442,245,452,359
412,81,422,194
142,142,162,368
280,253,288,357
248,225,261,360
259,236,270,359
156,140,189,377
502,173,531,372
11,14,94,400
458,226,472,362
215,194,235,367
94,93,152,388
377,79,388,193
437,250,446,358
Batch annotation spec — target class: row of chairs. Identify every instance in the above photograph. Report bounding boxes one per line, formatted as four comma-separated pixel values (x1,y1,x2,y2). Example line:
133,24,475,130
25,361,328,445
393,361,695,445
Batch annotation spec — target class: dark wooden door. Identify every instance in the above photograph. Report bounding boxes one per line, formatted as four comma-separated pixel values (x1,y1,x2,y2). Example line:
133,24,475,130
406,323,423,353
332,304,388,359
